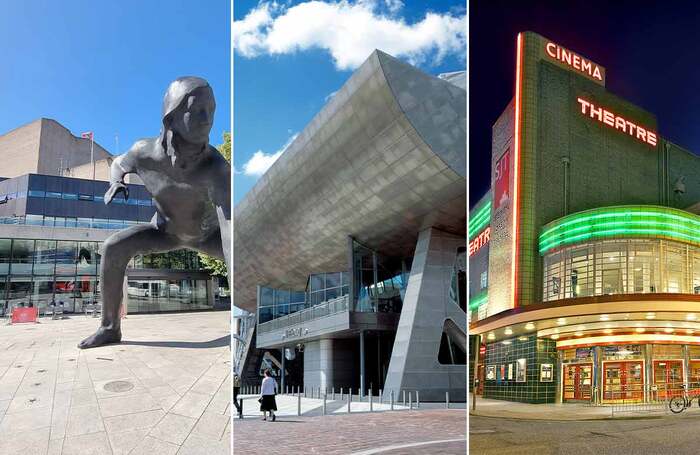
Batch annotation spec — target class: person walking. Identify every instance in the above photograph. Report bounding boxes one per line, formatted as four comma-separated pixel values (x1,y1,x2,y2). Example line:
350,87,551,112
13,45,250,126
259,369,278,421
233,373,242,416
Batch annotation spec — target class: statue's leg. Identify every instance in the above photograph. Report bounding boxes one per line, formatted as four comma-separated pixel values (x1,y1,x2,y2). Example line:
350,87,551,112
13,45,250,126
192,229,226,261
78,225,179,349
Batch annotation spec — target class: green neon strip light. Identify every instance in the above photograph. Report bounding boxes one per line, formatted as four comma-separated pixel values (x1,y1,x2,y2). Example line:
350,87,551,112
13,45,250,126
469,199,492,240
539,206,700,254
469,291,488,311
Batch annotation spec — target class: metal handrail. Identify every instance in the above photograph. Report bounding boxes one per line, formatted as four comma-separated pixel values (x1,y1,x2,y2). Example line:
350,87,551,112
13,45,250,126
257,294,349,334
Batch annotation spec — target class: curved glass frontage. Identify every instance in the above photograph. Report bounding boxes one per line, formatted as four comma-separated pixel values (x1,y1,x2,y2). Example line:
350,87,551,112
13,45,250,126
543,238,700,301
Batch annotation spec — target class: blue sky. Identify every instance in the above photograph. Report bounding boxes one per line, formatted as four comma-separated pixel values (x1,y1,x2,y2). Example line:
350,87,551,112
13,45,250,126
0,0,230,156
233,0,466,204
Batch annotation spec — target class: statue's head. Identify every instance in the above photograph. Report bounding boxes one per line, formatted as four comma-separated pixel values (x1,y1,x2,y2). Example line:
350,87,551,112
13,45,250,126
160,77,216,162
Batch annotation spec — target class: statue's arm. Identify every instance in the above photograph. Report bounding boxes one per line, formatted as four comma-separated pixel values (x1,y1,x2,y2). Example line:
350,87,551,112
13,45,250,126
105,146,141,204
212,154,231,273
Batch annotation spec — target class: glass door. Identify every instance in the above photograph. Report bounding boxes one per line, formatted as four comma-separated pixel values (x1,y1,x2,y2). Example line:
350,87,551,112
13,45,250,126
563,363,592,401
603,361,644,402
654,360,684,399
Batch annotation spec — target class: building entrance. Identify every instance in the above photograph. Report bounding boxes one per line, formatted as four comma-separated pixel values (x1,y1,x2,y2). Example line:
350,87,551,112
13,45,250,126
603,361,644,402
562,363,592,402
653,360,684,399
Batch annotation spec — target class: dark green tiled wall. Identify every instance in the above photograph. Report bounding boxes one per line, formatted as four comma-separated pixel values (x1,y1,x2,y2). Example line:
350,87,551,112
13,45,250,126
482,335,557,403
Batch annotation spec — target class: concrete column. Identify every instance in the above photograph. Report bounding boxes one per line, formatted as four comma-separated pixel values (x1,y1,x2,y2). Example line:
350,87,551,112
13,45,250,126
593,346,602,404
555,350,562,404
683,344,690,391
206,278,215,308
644,344,653,403
360,330,365,398
281,347,286,393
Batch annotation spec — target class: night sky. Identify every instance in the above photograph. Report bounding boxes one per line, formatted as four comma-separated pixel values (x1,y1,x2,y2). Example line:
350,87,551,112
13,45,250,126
470,0,700,207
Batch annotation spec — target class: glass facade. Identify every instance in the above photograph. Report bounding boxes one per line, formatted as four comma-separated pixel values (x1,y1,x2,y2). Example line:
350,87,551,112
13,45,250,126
257,286,306,324
351,239,407,313
0,238,208,315
543,238,700,301
0,215,152,230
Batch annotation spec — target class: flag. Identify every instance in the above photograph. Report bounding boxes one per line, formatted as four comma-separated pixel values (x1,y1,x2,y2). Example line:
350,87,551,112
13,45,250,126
81,131,93,140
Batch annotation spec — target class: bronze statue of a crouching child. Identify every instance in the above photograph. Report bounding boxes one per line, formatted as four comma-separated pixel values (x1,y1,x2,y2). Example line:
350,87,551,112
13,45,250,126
79,77,231,349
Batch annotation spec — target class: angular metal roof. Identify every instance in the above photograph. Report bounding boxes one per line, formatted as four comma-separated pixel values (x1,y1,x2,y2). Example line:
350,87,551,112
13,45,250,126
234,50,466,311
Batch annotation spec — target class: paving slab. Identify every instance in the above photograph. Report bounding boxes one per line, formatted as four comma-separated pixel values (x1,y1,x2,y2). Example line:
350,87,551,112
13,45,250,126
0,311,231,454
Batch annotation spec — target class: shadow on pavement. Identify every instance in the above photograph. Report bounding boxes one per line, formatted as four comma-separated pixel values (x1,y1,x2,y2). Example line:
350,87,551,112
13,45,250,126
121,335,230,349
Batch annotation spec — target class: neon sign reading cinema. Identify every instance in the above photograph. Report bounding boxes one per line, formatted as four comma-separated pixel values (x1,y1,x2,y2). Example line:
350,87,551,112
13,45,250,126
577,98,657,147
545,42,603,82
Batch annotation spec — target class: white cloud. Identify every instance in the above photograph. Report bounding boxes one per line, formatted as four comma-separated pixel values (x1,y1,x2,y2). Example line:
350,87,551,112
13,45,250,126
384,0,403,14
324,90,338,102
233,0,465,71
242,133,299,177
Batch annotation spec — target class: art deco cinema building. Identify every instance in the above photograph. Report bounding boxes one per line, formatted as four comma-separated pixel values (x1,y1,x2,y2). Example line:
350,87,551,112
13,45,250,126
234,50,466,401
470,32,700,404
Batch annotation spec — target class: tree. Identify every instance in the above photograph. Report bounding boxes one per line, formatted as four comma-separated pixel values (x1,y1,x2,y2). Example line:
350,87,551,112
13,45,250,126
198,132,230,278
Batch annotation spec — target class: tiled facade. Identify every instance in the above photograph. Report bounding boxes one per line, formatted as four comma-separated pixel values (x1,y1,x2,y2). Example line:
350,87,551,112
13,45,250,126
482,335,557,403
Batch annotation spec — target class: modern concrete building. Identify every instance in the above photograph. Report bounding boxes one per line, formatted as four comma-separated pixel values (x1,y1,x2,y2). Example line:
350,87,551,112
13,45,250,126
470,32,700,405
234,50,466,401
0,119,219,315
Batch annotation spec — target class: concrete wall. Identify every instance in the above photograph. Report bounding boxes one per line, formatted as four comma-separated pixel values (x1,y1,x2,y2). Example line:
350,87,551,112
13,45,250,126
0,118,114,179
303,338,357,392
0,119,42,177
383,227,467,401
38,119,112,176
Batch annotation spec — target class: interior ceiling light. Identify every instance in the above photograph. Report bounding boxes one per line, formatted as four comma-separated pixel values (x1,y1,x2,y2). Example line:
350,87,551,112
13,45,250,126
688,314,697,321
557,318,566,325
664,328,674,333
604,329,613,334
635,327,645,333
600,314,610,321
525,322,535,331
551,334,559,340
504,327,513,335
487,332,495,340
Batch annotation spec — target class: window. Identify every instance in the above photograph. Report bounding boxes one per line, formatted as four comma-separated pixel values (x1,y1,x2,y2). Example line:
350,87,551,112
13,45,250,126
480,271,488,289
61,193,78,200
78,194,93,201
46,191,62,199
28,190,45,197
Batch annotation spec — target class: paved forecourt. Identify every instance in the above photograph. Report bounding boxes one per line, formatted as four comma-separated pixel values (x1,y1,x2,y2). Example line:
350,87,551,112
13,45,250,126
0,311,231,455
233,408,466,455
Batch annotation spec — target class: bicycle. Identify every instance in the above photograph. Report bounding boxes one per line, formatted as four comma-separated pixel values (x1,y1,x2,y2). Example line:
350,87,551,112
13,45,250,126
669,385,700,414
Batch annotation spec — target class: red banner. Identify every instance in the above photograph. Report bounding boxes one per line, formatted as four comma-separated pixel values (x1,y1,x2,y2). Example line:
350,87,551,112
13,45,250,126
494,149,511,210
11,307,38,324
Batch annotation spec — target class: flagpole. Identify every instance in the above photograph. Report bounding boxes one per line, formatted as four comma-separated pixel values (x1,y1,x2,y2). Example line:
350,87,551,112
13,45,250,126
91,133,95,181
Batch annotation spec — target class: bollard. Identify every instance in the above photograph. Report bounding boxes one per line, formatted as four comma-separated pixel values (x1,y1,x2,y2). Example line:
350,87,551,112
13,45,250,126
332,387,335,401
390,390,394,410
341,388,344,401
416,390,420,408
239,398,243,419
409,392,413,410
370,392,373,412
403,390,406,406
446,391,450,409
379,389,383,404
297,392,302,416
348,391,352,413
323,394,327,415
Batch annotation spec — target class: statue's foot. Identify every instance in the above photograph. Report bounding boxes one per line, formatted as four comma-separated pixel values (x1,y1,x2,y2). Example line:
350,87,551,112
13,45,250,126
78,327,121,349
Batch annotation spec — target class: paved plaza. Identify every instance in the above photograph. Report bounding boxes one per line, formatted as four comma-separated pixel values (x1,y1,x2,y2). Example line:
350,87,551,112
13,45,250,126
0,311,231,454
233,408,466,454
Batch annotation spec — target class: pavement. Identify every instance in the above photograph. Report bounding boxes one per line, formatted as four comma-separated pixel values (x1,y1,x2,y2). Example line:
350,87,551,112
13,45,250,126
0,311,231,455
470,413,700,454
469,395,679,420
233,408,466,455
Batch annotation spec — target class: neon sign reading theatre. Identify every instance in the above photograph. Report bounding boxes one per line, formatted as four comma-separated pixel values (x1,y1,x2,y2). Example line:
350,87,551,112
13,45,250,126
577,98,657,147
546,42,603,82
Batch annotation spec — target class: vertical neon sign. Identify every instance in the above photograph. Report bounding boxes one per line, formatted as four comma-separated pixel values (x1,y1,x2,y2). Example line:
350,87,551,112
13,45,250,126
512,33,523,309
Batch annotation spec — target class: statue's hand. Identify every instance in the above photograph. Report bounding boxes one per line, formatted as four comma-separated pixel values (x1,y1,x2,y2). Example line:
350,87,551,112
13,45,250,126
104,182,129,205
